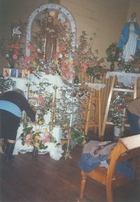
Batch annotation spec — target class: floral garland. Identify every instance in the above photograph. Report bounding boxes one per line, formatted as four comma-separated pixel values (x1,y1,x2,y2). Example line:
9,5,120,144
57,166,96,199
106,42,122,64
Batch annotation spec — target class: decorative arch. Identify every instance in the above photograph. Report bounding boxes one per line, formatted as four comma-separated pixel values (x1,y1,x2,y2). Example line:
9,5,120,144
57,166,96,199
25,3,77,56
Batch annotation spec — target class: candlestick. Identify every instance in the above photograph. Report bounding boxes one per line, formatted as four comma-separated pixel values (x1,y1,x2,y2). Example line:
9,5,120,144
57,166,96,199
69,113,73,127
123,108,126,116
27,70,30,78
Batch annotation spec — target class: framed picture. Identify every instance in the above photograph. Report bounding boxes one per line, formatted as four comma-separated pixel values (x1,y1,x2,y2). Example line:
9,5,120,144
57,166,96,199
3,68,10,77
17,69,22,78
22,69,28,78
10,68,17,77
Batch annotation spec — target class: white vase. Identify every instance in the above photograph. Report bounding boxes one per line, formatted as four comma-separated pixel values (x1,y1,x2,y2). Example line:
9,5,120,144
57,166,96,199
114,126,121,137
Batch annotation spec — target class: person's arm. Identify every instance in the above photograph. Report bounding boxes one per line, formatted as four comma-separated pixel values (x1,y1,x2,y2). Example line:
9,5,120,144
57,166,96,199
22,97,36,122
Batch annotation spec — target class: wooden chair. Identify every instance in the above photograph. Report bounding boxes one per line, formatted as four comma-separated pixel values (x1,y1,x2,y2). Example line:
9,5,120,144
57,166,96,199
78,134,140,202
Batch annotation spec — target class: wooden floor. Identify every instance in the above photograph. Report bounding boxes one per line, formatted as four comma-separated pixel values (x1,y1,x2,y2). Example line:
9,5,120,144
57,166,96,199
0,127,140,202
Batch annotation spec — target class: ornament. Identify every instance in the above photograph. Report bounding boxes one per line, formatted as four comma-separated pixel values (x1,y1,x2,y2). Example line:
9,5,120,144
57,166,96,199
12,26,21,36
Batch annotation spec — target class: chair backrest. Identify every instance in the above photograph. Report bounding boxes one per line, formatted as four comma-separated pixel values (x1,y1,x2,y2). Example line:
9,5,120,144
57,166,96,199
79,134,140,202
107,134,140,182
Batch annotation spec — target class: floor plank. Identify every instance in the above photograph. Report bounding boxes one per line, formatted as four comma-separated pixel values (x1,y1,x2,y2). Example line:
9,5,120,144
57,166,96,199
0,128,140,202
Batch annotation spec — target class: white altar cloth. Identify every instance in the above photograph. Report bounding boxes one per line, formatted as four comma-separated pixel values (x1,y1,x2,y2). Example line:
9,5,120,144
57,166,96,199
106,71,140,86
85,82,106,90
6,72,65,160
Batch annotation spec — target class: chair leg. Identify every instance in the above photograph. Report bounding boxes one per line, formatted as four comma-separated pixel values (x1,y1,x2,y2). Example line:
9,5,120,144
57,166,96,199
80,172,87,199
106,182,113,202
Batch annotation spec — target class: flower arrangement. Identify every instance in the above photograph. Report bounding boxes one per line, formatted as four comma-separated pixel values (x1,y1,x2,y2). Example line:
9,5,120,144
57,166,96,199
117,49,140,73
21,116,60,150
86,65,103,78
106,42,122,63
73,31,105,79
0,20,27,68
28,93,53,124
63,127,86,147
108,113,122,126
21,122,50,150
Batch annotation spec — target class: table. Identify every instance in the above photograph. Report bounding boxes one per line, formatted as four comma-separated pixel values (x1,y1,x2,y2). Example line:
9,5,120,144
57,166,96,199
106,71,140,86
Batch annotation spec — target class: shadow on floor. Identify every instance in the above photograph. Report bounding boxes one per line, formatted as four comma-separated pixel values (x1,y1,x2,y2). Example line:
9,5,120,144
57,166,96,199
87,126,132,143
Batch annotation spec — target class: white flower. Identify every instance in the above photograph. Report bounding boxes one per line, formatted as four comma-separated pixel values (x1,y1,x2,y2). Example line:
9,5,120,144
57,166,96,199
37,48,41,53
5,54,10,58
59,53,63,58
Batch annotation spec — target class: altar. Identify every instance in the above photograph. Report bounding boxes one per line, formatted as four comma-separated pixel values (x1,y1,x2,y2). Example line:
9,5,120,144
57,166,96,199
0,2,103,160
9,72,65,160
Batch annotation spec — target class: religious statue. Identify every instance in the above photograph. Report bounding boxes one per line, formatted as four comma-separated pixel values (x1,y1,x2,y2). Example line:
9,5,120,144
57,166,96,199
118,12,140,62
44,15,57,65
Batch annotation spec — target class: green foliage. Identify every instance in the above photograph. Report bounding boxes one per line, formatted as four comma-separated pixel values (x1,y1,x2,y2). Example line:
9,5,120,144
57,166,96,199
63,127,86,147
0,76,16,94
108,113,122,126
71,128,86,146
86,65,102,78
106,42,122,63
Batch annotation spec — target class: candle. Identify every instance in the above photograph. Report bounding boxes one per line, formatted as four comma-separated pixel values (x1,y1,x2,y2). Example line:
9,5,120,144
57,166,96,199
27,70,30,78
69,113,73,127
123,108,126,116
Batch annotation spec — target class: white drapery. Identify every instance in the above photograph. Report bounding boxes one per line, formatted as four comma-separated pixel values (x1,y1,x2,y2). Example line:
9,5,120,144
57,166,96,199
106,71,140,86
9,72,64,160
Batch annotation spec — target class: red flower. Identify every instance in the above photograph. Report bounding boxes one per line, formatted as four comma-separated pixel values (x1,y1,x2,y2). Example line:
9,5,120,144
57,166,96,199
64,64,69,69
59,46,65,51
13,54,18,60
10,44,15,49
72,62,77,66
52,66,57,71
31,52,37,58
14,50,19,55
25,56,31,62
28,44,36,52
27,67,33,73
81,63,88,72
14,43,20,49
111,51,116,56
55,51,61,59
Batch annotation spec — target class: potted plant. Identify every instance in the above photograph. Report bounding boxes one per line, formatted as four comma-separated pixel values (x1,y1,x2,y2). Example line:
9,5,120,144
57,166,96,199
86,65,103,82
106,42,122,71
